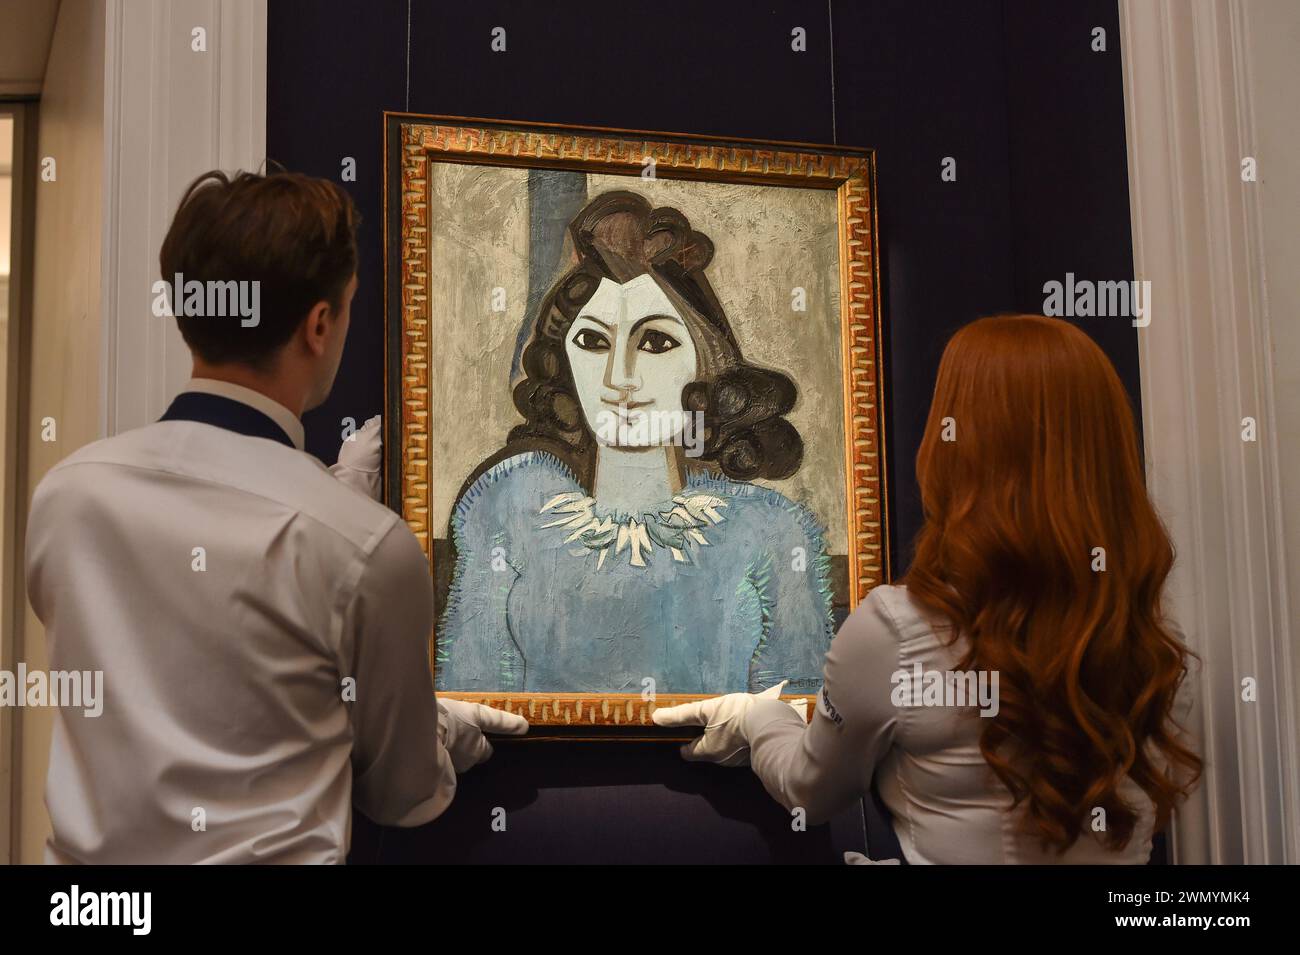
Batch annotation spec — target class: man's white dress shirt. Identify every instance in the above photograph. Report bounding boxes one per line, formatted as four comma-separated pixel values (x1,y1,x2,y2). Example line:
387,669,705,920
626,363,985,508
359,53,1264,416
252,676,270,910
26,379,454,863
744,584,1159,864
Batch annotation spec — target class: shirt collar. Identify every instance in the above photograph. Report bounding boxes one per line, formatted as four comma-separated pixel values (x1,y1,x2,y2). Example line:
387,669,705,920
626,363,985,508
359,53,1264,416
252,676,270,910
181,378,305,451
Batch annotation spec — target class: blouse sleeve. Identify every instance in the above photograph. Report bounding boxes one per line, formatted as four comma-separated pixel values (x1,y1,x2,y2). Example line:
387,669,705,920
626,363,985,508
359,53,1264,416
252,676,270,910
743,587,902,824
746,501,836,693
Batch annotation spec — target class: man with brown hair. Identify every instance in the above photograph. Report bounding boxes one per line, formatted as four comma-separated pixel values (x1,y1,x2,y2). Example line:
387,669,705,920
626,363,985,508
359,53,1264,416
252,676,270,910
25,169,526,864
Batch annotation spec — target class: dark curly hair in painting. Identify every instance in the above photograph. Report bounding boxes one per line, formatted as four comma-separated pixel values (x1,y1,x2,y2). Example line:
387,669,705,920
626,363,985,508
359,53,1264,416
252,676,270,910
493,190,803,491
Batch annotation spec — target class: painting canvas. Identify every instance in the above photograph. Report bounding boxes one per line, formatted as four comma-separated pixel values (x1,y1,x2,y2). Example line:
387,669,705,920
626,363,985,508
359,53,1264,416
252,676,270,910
384,115,886,729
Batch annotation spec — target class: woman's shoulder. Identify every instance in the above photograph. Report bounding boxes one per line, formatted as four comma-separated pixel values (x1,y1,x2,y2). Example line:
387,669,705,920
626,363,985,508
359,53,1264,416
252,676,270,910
820,585,951,719
863,584,920,628
852,584,962,660
685,473,827,543
452,451,583,527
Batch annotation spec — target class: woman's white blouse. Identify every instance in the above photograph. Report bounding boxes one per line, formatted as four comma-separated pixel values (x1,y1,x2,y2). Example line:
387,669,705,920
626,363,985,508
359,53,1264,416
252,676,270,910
745,584,1157,864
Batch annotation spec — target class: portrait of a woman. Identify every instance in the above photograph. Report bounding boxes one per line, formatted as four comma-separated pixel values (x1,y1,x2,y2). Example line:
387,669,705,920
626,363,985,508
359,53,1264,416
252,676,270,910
435,190,835,695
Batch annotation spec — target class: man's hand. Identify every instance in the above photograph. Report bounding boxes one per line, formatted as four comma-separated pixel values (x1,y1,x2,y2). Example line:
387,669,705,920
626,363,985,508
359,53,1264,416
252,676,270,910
330,414,382,500
651,681,800,767
436,697,529,772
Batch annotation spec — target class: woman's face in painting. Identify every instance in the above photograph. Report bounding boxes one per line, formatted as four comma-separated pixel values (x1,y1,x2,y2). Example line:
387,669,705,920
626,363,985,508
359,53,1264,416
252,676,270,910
564,274,699,448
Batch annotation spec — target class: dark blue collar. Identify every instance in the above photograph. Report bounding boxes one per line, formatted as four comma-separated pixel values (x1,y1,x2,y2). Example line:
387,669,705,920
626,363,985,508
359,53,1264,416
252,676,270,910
160,391,296,449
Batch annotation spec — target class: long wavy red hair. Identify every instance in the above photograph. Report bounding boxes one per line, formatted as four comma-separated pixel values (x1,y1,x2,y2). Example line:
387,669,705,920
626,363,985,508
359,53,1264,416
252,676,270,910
903,315,1201,853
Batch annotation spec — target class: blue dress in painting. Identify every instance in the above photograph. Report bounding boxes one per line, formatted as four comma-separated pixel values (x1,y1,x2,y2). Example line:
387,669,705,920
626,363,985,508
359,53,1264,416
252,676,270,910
435,451,834,694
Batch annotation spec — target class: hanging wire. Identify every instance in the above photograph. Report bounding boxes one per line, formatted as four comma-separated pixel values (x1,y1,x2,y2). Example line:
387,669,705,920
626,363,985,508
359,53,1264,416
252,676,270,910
828,0,838,143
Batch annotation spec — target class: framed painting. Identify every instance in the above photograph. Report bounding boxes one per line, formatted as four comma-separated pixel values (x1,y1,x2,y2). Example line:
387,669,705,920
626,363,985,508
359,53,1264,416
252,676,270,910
383,113,887,735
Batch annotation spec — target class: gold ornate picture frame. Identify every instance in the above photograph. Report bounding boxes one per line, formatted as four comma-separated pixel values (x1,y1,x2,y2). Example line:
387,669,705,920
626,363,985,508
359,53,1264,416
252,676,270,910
384,113,887,735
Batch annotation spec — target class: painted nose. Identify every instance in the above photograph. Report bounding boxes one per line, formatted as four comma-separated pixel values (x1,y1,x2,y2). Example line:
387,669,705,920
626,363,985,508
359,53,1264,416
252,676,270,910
603,340,642,395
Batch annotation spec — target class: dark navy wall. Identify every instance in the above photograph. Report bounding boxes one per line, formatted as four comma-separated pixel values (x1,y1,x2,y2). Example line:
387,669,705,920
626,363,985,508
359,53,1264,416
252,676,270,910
268,0,1137,864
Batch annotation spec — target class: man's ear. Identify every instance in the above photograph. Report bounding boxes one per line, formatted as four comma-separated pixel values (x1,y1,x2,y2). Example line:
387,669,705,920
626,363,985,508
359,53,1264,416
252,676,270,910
301,300,333,357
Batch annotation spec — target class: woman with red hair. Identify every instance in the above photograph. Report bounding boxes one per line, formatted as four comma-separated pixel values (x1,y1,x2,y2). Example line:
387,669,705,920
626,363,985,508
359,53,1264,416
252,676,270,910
656,314,1202,863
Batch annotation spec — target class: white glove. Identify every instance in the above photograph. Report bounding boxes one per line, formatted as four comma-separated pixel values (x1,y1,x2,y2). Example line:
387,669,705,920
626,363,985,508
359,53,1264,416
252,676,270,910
650,681,801,767
329,414,382,500
436,697,529,772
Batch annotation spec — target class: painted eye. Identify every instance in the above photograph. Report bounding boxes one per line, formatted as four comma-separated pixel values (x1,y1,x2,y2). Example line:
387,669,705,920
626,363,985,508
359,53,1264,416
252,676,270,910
572,328,611,351
638,329,681,354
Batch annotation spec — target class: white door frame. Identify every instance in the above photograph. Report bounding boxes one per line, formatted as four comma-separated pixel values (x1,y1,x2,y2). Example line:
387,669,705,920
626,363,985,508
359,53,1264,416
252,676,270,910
101,0,267,435
1,100,38,867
